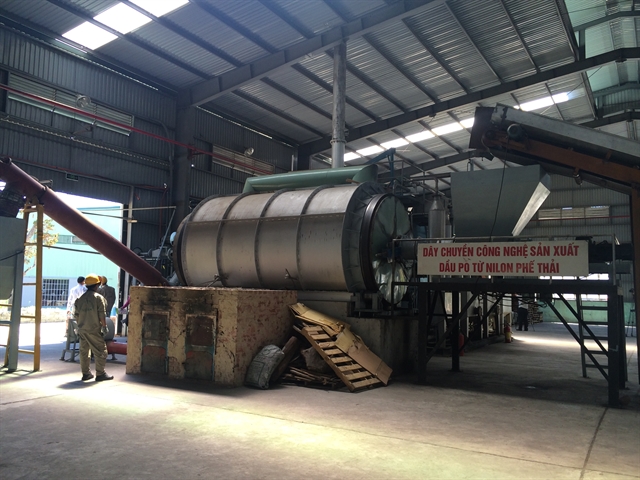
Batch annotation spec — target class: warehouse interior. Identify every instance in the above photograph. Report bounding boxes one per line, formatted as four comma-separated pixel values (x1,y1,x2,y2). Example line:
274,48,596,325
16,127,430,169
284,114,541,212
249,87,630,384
0,0,639,478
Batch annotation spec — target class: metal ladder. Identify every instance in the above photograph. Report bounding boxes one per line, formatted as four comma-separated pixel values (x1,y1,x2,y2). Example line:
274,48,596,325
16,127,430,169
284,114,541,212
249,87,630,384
576,295,609,379
2,201,44,372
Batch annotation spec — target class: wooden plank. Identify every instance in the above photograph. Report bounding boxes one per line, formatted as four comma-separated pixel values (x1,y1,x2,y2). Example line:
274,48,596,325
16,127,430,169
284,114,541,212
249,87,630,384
299,326,385,393
351,377,382,389
317,341,336,348
304,325,324,332
310,333,331,340
299,327,356,392
323,348,343,356
344,370,374,381
336,364,364,373
331,356,354,364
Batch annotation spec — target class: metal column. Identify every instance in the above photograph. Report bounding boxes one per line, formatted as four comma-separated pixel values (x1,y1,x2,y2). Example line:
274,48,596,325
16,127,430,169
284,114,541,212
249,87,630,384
331,41,347,169
631,187,640,383
451,291,460,372
172,106,196,229
4,247,24,372
607,292,623,407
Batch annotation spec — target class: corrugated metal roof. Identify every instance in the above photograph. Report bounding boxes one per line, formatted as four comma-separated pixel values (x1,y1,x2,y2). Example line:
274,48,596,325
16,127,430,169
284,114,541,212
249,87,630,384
364,22,465,102
0,1,81,33
3,0,636,175
449,0,537,81
98,40,203,86
126,22,231,78
504,0,576,71
211,0,305,51
212,94,319,143
347,37,431,110
405,4,501,91
266,0,342,35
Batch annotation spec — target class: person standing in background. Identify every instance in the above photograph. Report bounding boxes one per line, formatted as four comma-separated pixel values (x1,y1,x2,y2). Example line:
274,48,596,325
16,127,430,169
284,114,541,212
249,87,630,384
65,276,86,336
99,276,116,319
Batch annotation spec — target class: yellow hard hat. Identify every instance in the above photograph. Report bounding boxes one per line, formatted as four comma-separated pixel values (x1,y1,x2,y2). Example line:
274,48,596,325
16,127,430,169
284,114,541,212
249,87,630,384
84,274,101,286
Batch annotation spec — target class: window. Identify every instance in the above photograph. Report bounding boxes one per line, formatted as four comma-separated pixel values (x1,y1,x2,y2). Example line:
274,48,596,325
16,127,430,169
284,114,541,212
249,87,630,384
42,279,70,307
7,74,134,136
538,206,610,221
57,235,86,245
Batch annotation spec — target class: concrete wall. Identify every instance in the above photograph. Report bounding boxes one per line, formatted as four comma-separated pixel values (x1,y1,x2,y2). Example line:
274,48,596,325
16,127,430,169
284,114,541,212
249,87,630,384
126,286,296,386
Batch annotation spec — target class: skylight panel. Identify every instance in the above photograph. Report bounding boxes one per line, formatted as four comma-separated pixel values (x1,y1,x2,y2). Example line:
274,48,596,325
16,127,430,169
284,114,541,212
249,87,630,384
95,3,152,34
405,130,434,143
343,152,362,161
552,92,570,103
62,22,117,50
130,0,189,17
460,117,475,128
381,138,409,149
357,146,384,157
432,122,463,136
520,96,554,112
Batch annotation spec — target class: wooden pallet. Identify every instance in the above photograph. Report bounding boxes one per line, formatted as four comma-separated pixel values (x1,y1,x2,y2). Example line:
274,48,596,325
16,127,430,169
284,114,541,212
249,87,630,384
297,324,384,392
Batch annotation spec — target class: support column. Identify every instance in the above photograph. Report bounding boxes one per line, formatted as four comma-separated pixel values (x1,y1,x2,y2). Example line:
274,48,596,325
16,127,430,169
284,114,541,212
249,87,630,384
6,246,24,372
451,291,460,372
607,292,621,407
172,106,196,230
331,41,347,169
417,286,428,384
631,186,640,383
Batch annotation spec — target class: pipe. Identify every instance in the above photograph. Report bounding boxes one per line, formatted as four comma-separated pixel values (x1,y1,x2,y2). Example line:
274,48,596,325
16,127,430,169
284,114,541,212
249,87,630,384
0,157,168,286
242,165,378,193
331,41,347,169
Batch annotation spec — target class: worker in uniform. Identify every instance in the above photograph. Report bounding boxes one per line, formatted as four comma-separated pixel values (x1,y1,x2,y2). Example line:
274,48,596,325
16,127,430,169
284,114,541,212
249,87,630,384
73,273,113,382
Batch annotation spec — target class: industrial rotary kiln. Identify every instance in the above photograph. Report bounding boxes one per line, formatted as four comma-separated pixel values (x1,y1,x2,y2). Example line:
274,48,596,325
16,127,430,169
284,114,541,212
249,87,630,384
172,182,413,305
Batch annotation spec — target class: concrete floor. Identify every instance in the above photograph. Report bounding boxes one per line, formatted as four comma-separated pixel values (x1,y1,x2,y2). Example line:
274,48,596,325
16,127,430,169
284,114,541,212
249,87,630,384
1,321,638,480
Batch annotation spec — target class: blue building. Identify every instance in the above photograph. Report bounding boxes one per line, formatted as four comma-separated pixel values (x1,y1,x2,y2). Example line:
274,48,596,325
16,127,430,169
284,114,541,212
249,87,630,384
21,194,122,312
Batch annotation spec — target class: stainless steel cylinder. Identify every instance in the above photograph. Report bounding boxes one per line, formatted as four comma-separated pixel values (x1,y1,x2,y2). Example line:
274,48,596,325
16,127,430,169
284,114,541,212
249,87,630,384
173,183,410,297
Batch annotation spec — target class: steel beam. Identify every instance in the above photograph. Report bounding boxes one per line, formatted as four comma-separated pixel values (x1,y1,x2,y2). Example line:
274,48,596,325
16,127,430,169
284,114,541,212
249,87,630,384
632,187,640,383
291,64,381,121
364,33,438,102
331,42,347,168
497,0,539,72
573,10,640,33
298,48,640,156
180,0,448,107
189,0,277,54
444,2,501,81
325,49,408,113
255,0,315,38
581,111,640,128
403,18,470,93
232,90,326,138
379,150,489,180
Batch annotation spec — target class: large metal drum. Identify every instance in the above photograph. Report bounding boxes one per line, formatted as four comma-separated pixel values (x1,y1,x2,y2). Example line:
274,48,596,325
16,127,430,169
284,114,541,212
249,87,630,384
173,183,410,299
